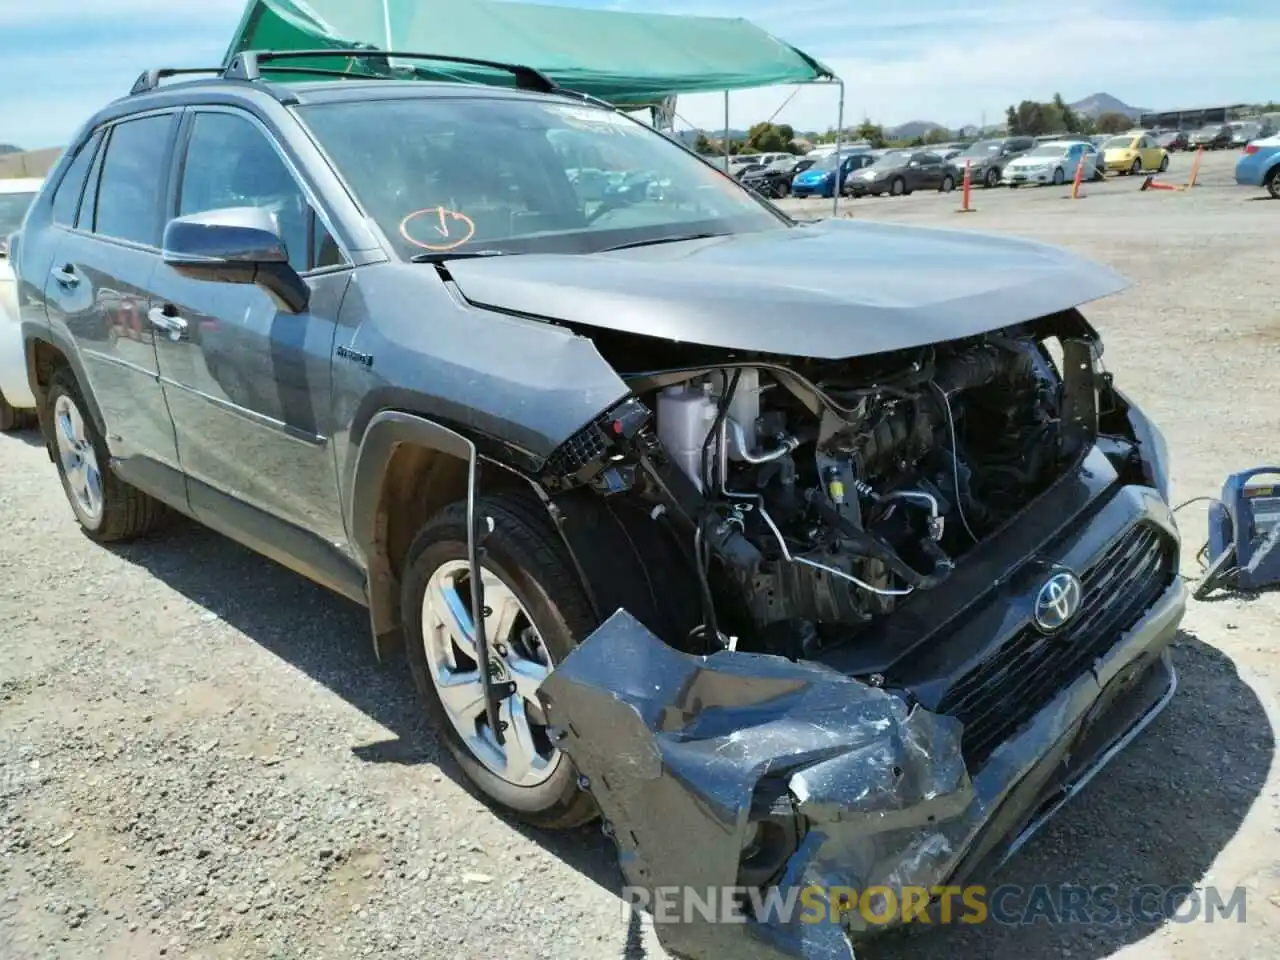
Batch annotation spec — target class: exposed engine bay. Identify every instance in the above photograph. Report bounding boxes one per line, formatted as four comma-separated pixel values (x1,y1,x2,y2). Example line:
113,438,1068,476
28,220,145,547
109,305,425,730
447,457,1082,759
541,317,1100,659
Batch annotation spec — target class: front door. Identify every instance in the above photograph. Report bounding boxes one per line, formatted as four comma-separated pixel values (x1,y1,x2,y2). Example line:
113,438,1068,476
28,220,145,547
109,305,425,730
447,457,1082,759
148,107,351,549
42,112,184,493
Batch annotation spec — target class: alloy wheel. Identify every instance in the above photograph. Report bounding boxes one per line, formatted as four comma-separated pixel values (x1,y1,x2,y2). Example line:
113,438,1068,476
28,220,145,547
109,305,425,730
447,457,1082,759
53,393,104,526
421,559,560,788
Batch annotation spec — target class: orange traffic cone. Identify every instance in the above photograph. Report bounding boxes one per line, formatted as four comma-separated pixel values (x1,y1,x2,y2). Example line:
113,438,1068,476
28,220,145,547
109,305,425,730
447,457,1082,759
957,160,976,213
1186,146,1204,188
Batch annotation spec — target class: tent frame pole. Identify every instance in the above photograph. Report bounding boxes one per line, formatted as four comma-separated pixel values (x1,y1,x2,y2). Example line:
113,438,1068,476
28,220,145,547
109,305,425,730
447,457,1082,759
723,91,731,174
831,78,845,217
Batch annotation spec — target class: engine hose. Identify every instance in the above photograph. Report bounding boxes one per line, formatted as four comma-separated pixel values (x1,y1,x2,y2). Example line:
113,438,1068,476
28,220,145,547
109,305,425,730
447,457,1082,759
809,495,954,590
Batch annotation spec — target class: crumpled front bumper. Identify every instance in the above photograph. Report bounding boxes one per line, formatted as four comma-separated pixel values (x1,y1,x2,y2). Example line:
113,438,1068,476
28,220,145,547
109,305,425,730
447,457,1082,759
536,480,1185,960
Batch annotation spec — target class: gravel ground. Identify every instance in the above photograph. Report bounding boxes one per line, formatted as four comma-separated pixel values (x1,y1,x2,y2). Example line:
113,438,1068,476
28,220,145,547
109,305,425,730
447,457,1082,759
3,148,1279,960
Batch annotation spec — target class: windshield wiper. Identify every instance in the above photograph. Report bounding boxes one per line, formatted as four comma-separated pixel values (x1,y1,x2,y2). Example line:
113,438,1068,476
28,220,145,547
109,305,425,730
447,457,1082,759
598,232,727,252
409,249,509,264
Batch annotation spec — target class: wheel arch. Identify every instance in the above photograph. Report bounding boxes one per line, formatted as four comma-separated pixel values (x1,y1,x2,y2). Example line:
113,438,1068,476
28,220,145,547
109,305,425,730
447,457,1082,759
24,334,103,460
349,410,547,661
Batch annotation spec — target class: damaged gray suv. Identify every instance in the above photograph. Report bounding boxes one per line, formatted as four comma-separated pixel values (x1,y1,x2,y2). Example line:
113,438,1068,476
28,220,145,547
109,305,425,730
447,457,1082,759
15,51,1184,960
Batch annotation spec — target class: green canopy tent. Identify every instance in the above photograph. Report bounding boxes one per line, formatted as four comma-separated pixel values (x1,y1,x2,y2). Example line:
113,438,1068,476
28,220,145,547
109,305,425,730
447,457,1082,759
224,0,847,212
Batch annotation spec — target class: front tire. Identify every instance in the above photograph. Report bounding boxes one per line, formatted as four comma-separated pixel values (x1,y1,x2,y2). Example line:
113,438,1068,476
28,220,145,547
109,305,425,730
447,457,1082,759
889,177,905,196
1130,157,1142,176
984,167,1000,188
1159,155,1170,172
401,493,598,829
46,368,168,541
940,175,955,192
1052,167,1065,185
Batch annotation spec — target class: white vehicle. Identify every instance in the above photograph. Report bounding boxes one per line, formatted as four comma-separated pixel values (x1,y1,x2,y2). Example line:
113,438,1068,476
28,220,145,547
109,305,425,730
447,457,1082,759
0,178,42,430
1001,140,1097,187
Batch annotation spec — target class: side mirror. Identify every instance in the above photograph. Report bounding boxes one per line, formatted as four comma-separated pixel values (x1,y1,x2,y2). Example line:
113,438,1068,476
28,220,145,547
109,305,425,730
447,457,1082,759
162,207,308,314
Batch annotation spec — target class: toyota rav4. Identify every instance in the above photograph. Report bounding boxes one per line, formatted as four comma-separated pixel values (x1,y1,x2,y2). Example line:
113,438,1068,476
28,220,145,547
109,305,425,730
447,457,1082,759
13,50,1185,960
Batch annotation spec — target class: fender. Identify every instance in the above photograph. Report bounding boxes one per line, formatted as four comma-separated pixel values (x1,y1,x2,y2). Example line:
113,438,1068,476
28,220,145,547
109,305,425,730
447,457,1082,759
350,409,508,740
349,410,477,645
23,327,108,463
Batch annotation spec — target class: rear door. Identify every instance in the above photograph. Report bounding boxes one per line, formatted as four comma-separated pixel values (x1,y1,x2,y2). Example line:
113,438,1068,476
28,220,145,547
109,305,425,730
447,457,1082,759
43,111,183,494
148,106,351,546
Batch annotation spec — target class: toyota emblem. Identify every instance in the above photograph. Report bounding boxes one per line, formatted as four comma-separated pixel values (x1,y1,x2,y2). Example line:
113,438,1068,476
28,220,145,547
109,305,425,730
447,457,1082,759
1033,571,1082,632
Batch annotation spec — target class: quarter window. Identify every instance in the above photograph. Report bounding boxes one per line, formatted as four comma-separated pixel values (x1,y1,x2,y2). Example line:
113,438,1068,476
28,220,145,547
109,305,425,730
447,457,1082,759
50,131,102,226
93,114,176,246
178,112,338,274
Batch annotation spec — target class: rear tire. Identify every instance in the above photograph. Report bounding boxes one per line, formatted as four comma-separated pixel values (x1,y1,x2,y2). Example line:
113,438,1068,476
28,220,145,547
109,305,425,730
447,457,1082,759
939,175,955,192
983,167,1000,188
1267,167,1280,200
1052,167,1065,185
1130,157,1142,175
889,177,905,196
46,368,169,542
1159,155,1169,172
401,492,599,830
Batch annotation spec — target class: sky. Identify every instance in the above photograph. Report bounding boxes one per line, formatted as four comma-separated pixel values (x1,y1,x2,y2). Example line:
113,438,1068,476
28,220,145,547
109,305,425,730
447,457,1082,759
1,0,1277,149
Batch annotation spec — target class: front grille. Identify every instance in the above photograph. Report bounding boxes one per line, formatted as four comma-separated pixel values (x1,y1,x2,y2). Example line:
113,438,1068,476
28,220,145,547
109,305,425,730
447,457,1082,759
544,419,609,477
938,523,1175,769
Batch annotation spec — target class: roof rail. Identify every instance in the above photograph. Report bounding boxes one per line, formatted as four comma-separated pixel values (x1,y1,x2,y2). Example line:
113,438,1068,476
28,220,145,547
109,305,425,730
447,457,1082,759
222,49,558,94
130,67,225,96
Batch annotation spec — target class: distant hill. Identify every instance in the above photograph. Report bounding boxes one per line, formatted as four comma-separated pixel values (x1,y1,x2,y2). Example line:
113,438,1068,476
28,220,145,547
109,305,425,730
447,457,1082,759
674,128,749,146
886,120,946,139
1069,93,1146,120
0,144,21,155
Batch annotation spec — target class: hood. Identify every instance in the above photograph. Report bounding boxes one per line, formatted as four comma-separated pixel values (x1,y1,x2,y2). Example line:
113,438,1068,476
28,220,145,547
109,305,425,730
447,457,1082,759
1007,155,1049,168
445,218,1129,360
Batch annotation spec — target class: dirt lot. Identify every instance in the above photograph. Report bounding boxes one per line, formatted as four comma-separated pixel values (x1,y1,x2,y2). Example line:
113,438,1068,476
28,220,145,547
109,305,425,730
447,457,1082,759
3,148,1278,960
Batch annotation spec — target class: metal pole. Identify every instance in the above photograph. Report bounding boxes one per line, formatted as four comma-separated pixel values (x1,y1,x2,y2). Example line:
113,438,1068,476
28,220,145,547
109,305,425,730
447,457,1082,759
382,0,393,48
723,90,731,174
831,78,845,217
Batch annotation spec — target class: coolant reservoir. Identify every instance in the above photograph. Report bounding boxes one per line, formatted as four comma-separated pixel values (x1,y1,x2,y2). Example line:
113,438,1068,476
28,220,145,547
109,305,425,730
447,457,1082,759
657,383,719,491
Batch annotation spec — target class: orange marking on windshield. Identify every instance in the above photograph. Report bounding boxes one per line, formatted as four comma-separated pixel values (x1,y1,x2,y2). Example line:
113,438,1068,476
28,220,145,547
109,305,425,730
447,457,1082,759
400,206,476,252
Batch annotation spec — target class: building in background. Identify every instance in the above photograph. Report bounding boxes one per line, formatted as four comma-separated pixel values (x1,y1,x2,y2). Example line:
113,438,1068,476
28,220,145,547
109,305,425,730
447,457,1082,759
0,148,61,179
1138,104,1250,129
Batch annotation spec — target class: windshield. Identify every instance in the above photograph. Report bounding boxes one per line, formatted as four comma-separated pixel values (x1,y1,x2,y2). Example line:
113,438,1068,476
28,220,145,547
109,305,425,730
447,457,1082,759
870,150,910,168
0,191,38,237
813,152,855,171
298,97,786,258
957,140,1001,158
1103,137,1135,150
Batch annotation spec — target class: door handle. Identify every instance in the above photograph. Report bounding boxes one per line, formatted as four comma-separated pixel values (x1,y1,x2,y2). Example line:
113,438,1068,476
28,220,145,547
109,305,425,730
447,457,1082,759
147,306,189,341
52,265,78,288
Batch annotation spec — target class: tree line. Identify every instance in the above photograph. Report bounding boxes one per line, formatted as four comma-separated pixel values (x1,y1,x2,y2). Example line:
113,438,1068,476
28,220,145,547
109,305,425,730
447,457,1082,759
694,92,1146,156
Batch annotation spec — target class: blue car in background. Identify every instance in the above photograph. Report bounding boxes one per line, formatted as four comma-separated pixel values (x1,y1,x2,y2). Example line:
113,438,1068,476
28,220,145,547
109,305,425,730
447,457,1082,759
1235,133,1280,199
791,151,871,198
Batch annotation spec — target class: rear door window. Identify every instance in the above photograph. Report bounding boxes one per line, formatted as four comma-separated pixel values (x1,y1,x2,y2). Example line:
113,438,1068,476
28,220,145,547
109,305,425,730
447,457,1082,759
92,113,178,246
